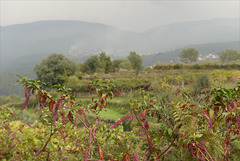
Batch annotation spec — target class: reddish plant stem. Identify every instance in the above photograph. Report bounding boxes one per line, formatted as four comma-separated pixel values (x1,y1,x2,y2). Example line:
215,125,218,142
158,113,172,129
201,145,214,161
132,109,155,151
159,137,176,157
35,132,54,157
74,113,97,145
0,144,8,157
93,116,98,134
93,146,113,160
74,113,100,158
35,121,67,158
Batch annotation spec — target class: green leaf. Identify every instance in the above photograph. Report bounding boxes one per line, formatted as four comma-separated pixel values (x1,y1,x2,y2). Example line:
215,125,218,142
168,128,172,136
209,108,214,121
195,134,203,138
233,140,240,150
46,141,53,151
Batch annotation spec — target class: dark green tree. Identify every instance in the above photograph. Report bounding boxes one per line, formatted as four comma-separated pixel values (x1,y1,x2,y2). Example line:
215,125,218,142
127,51,142,75
179,48,199,63
112,59,122,72
219,49,240,63
118,59,131,70
112,59,131,72
82,55,100,74
34,53,77,86
99,52,113,73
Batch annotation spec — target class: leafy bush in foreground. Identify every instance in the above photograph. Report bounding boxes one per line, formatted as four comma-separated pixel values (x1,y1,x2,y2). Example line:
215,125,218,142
0,76,239,160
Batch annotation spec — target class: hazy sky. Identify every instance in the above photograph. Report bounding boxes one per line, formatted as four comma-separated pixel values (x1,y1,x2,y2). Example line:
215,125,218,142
1,0,239,32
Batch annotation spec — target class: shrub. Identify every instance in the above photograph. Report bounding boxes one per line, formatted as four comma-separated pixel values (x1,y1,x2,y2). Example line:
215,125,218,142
1,76,239,160
192,74,209,94
173,63,183,69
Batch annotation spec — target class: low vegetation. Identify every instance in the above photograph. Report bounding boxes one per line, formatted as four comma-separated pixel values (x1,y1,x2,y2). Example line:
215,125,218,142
1,76,239,160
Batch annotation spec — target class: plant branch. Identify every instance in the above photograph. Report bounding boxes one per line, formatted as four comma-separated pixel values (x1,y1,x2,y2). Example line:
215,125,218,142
201,144,214,161
159,137,176,157
74,112,101,158
35,121,68,158
132,109,155,151
158,112,172,129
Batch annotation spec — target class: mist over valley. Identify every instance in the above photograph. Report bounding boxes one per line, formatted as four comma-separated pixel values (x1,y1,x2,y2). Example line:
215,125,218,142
1,18,239,73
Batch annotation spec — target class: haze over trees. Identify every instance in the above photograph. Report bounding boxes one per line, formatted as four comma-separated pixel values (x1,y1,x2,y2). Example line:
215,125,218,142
1,18,239,74
127,51,143,75
179,48,199,63
219,49,240,63
112,59,131,71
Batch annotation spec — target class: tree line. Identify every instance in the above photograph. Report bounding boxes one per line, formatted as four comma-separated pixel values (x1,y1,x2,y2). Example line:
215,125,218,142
34,51,143,87
179,48,240,64
34,48,239,87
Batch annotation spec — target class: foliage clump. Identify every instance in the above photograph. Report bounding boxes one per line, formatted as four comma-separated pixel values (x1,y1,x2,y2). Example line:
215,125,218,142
0,76,240,160
179,48,199,64
34,53,78,87
128,51,143,75
220,49,240,63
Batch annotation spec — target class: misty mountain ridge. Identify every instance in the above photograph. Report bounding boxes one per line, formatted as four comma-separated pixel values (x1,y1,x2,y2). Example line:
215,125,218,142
0,18,239,73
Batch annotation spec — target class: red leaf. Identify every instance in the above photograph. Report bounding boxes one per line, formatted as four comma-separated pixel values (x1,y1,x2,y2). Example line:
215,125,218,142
63,134,68,140
232,100,238,107
131,148,140,161
21,88,32,110
58,128,64,137
86,84,92,90
78,109,89,124
54,96,65,122
18,129,24,134
92,103,98,110
13,133,21,144
4,123,12,133
23,86,28,96
26,124,33,128
113,89,121,96
143,83,149,89
60,157,69,161
201,88,210,93
67,111,73,123
111,114,134,128
49,100,55,112
141,109,148,120
110,91,113,99
144,122,149,130
78,109,84,115
84,105,89,113
123,153,130,161
12,113,17,120
181,104,188,108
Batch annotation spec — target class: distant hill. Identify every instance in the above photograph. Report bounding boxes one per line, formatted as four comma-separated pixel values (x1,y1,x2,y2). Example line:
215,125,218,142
0,18,239,73
142,41,240,67
0,20,138,73
141,18,239,52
